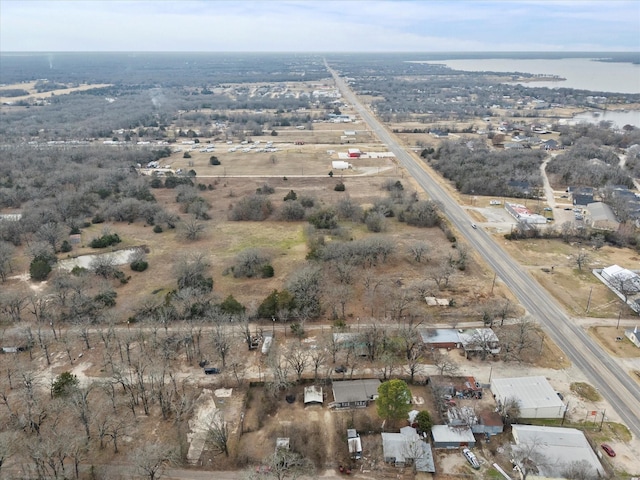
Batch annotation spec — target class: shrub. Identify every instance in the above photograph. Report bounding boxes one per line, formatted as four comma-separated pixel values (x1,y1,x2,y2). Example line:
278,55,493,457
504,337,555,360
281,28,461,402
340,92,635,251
51,372,79,398
94,290,117,307
308,209,338,230
91,213,105,224
299,196,315,208
283,190,297,201
256,183,275,195
218,295,246,315
90,233,121,249
153,225,163,233
30,257,52,281
278,201,305,221
209,155,221,165
229,195,273,221
334,182,346,191
261,264,275,278
130,260,149,272
60,240,72,253
183,151,191,158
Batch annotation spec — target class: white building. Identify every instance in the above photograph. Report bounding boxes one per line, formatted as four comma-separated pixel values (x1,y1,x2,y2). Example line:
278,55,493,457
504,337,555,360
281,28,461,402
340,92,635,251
491,376,565,419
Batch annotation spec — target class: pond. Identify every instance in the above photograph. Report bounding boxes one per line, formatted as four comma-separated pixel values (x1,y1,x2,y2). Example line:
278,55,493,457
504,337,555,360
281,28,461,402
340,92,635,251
58,248,140,271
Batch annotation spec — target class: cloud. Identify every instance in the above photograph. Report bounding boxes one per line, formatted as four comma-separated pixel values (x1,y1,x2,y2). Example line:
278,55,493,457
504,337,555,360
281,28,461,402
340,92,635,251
1,0,638,51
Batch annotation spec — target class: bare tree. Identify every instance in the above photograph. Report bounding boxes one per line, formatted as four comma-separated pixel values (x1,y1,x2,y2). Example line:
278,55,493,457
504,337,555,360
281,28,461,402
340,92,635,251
499,316,540,363
0,241,15,282
181,215,205,241
561,460,599,480
206,411,230,457
429,262,455,290
131,443,175,480
211,323,232,367
309,347,327,380
509,433,551,479
431,349,459,376
407,241,429,263
574,251,590,271
286,343,309,381
498,396,521,424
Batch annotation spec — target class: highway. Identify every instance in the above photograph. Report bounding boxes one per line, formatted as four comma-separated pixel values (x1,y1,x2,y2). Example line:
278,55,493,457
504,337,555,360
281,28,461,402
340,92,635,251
327,66,640,439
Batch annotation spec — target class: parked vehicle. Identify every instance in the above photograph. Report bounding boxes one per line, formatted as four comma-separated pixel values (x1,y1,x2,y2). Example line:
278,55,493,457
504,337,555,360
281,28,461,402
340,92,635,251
601,443,616,457
335,365,347,373
462,448,480,469
204,367,220,374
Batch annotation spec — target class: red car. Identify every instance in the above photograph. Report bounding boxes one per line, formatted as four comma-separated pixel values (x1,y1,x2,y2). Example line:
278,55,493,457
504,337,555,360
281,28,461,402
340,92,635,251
601,444,616,457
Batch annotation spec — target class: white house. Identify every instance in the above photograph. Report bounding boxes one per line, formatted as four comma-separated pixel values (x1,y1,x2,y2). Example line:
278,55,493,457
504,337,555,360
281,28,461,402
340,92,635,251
625,326,640,348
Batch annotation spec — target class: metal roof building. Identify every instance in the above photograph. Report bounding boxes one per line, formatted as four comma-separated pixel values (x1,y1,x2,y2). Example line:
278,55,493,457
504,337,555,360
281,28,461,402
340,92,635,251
331,379,380,409
491,376,566,419
431,425,476,449
511,425,604,478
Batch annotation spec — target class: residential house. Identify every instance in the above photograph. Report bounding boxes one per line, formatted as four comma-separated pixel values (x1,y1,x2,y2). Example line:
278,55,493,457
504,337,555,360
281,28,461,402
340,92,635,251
568,186,594,206
382,426,435,472
458,328,501,358
420,329,461,350
331,379,380,409
625,326,640,348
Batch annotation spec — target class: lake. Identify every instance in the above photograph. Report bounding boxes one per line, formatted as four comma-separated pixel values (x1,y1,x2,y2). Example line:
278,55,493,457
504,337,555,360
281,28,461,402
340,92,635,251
421,57,640,94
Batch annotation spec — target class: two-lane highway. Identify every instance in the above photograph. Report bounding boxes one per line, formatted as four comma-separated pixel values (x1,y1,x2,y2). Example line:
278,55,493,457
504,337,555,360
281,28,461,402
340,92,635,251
328,65,640,439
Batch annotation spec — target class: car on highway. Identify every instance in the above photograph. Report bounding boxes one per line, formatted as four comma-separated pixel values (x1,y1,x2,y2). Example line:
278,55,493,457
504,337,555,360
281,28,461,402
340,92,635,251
471,223,477,229
601,443,616,457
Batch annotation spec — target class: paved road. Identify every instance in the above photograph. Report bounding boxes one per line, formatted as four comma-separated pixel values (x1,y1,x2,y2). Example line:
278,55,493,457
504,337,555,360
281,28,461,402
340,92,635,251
327,65,640,439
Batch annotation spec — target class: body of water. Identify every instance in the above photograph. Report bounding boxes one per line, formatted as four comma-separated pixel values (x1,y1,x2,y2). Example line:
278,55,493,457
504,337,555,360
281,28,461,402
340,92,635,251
425,58,640,94
571,110,640,129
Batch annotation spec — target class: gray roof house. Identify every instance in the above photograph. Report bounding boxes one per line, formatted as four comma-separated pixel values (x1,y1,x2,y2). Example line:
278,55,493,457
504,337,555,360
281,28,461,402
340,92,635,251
382,426,435,472
331,379,380,409
491,376,566,419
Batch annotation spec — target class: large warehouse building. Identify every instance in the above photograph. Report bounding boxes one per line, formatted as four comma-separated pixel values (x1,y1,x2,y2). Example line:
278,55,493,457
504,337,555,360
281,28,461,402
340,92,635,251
491,376,566,419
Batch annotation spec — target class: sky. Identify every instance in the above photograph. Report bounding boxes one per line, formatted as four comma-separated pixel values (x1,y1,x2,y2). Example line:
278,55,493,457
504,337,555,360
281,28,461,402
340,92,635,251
1,0,639,52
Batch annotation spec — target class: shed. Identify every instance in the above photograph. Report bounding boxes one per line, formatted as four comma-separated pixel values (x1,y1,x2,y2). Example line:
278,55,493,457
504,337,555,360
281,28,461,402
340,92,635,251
332,161,352,170
511,425,604,478
491,376,566,419
347,148,361,158
431,425,476,448
304,385,323,405
472,410,504,436
331,379,380,409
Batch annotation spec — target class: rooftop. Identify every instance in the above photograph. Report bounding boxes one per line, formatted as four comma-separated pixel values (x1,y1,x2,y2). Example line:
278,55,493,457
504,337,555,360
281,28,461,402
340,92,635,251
491,376,564,411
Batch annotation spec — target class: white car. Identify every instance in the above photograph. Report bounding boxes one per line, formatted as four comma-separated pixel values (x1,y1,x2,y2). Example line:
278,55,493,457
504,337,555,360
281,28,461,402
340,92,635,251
462,448,480,469
471,223,477,229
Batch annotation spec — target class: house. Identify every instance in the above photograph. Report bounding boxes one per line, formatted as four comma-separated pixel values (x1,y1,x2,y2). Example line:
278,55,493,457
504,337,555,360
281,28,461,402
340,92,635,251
429,129,449,138
568,186,594,206
473,410,504,436
491,376,566,419
601,265,640,293
542,139,560,150
382,426,435,472
625,326,640,348
511,425,604,479
458,328,501,358
420,329,461,350
347,429,362,459
331,379,380,409
304,386,323,406
585,202,619,231
431,425,476,448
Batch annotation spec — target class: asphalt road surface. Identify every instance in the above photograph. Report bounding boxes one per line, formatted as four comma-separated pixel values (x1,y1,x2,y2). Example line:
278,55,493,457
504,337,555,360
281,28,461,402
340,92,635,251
327,64,640,439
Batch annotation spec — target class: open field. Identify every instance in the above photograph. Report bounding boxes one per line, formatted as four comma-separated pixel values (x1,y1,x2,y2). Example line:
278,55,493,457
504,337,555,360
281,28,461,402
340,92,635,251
0,80,111,103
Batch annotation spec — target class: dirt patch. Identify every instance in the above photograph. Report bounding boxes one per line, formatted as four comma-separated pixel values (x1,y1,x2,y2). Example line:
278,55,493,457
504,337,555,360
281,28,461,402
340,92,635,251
589,326,640,358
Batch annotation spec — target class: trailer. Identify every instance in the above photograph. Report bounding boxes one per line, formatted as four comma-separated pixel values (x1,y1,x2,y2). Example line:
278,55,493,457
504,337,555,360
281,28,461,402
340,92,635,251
332,161,353,170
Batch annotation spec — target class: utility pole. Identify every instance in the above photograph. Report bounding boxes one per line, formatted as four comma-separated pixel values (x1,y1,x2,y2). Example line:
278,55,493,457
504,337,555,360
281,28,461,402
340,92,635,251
617,311,621,330
599,409,606,431
586,286,593,313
